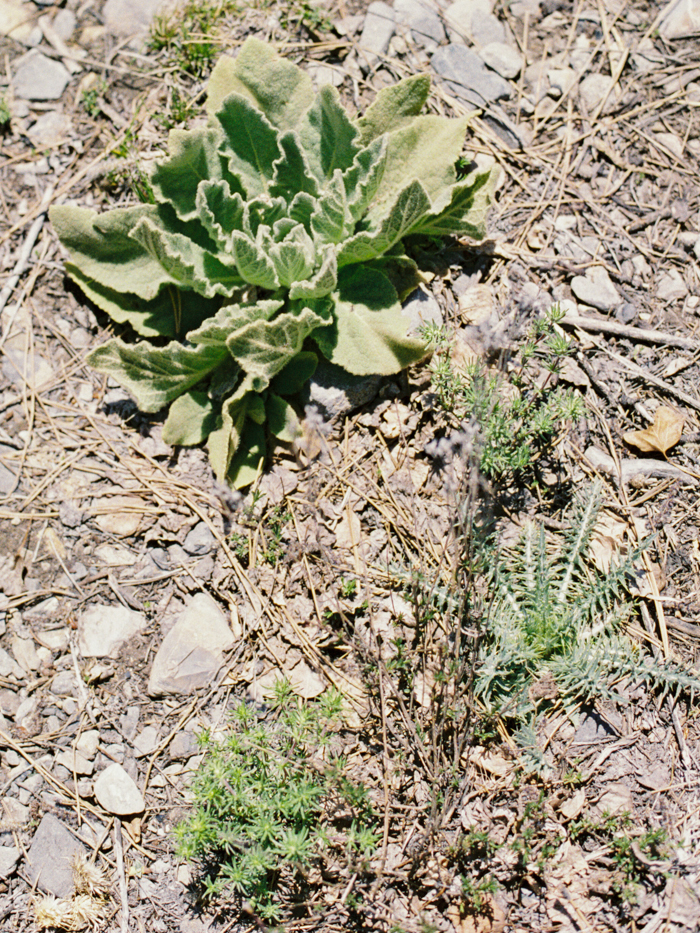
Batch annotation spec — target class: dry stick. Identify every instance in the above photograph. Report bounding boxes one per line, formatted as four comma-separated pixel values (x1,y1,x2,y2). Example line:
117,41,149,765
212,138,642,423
560,313,700,353
0,187,54,318
113,819,129,933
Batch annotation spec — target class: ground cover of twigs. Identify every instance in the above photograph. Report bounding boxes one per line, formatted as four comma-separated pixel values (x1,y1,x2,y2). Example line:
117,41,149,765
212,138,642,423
1,0,700,931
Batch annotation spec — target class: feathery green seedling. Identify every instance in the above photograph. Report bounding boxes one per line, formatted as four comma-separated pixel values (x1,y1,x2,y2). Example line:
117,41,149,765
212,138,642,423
175,682,376,920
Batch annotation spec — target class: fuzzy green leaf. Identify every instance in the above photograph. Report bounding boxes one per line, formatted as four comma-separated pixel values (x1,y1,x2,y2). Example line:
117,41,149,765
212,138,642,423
299,85,361,183
196,180,245,250
87,338,228,412
288,247,337,300
150,126,236,222
162,390,217,445
356,74,431,145
366,115,469,224
343,137,387,222
410,168,495,239
230,232,280,289
315,266,426,375
270,351,318,395
270,131,320,199
63,264,218,339
206,38,314,131
337,180,431,266
207,381,251,482
216,94,282,197
187,300,283,346
311,170,352,245
226,305,331,386
267,393,302,442
267,224,316,288
50,204,174,301
228,420,266,489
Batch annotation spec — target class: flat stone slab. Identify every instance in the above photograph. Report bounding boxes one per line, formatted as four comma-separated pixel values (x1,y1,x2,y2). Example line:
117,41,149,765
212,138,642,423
26,813,86,896
13,51,70,101
432,43,512,106
79,603,148,659
94,763,145,815
148,592,234,696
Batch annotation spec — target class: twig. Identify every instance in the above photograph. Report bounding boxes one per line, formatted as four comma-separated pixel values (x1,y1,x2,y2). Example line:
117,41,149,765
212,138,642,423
0,187,54,318
113,818,129,933
584,446,697,485
561,313,700,352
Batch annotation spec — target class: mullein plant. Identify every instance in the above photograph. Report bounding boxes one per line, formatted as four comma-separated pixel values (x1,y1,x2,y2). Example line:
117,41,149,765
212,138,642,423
51,38,495,487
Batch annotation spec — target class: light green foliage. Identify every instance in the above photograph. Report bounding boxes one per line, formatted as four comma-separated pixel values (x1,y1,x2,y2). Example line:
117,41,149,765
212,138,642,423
0,95,11,129
174,683,376,919
50,38,495,487
476,482,700,767
424,306,584,480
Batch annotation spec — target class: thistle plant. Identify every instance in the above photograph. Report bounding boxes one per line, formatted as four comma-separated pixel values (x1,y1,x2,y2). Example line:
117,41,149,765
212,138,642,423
51,38,495,487
476,482,700,766
174,683,377,921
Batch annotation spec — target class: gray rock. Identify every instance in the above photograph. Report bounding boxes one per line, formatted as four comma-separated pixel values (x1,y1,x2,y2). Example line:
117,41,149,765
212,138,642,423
1,344,55,390
133,725,159,757
148,592,234,696
431,44,511,106
182,522,217,556
50,669,77,696
55,749,95,776
169,731,199,760
657,0,700,38
27,813,86,896
78,603,147,659
401,288,443,336
579,73,618,114
480,41,522,79
27,110,71,147
53,9,76,41
471,12,506,46
0,648,23,679
444,0,492,41
301,359,382,420
357,1,396,69
0,445,17,495
93,762,145,815
394,0,446,49
12,51,70,101
121,705,140,740
571,267,621,311
103,0,167,38
656,269,688,302
0,846,18,879
510,0,540,14
59,502,84,528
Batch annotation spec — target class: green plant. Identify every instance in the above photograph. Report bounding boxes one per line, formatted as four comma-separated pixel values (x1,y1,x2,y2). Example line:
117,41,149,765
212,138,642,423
50,38,495,488
156,89,198,130
148,0,239,76
175,683,376,920
474,482,700,767
424,305,584,480
81,80,108,118
0,95,10,130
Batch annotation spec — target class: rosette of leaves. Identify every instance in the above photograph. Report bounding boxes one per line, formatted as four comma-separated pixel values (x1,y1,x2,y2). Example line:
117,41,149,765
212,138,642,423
51,39,495,487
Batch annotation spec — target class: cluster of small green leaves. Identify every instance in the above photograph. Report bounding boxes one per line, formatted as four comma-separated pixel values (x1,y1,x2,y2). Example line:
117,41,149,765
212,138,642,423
570,811,670,903
51,38,494,488
148,0,240,76
229,502,291,566
174,681,377,921
475,482,700,768
0,95,11,130
424,305,583,480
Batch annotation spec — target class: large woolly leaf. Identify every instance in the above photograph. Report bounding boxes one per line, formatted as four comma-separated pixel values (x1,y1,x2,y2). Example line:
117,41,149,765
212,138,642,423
187,300,283,346
207,379,251,482
409,168,495,239
50,204,173,301
270,131,320,199
366,115,469,224
288,247,337,300
150,126,236,222
195,180,245,250
337,180,431,266
343,137,388,222
310,170,352,245
230,232,280,289
216,94,282,197
267,224,316,287
314,266,425,375
130,215,244,297
267,393,302,442
299,85,361,183
64,264,218,339
356,74,431,144
226,305,331,385
162,390,217,445
87,339,228,412
270,351,318,395
205,38,314,130
227,420,266,488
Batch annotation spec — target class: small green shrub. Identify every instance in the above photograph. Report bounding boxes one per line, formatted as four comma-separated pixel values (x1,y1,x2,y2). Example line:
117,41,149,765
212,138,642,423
51,38,495,488
0,95,11,130
174,683,377,921
424,305,583,480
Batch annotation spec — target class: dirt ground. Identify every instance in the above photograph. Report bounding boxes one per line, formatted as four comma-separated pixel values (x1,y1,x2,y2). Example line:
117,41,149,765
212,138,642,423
1,0,700,930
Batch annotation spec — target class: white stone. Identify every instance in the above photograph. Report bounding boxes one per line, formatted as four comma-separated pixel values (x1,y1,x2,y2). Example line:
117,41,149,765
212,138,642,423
357,1,396,69
133,725,160,757
579,73,620,114
103,0,167,38
480,41,522,79
147,593,234,696
78,603,147,659
93,763,145,815
12,51,70,101
656,269,688,302
571,267,621,311
657,0,700,38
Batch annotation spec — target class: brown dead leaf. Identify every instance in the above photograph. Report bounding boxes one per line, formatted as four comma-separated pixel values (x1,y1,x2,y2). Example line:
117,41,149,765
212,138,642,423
446,895,506,933
623,406,684,455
